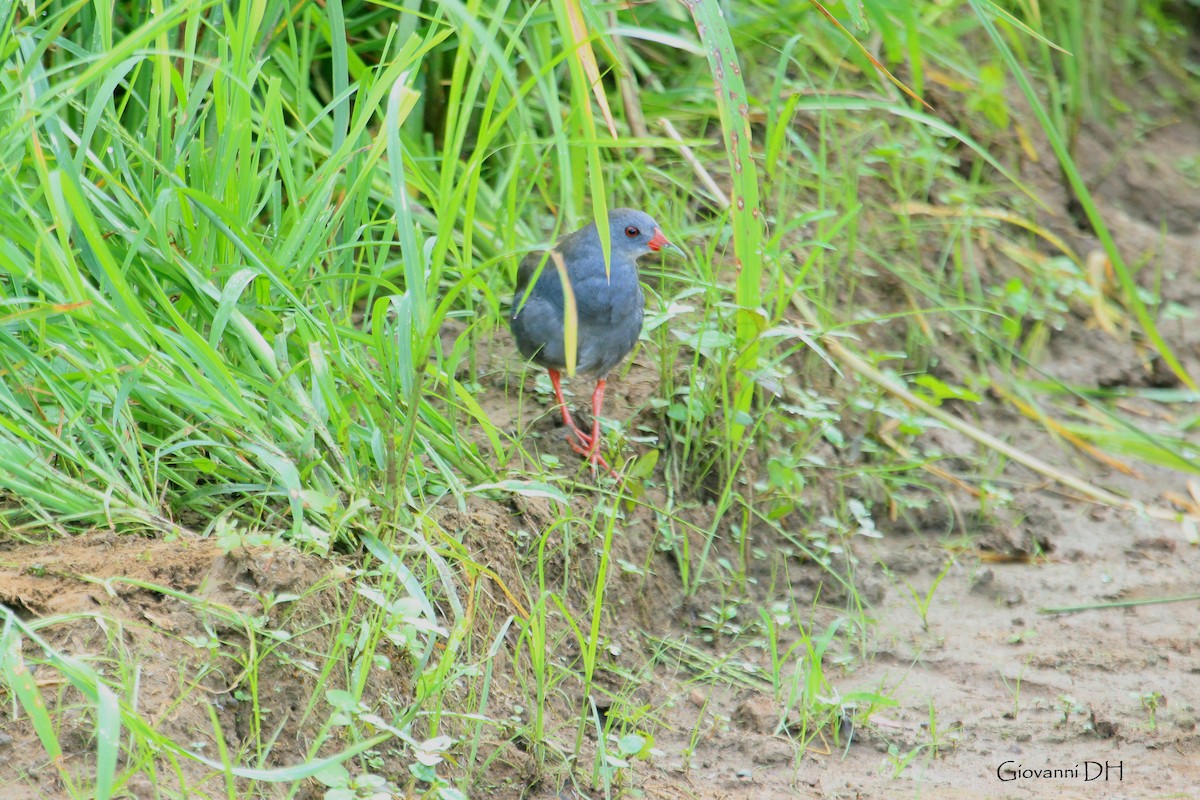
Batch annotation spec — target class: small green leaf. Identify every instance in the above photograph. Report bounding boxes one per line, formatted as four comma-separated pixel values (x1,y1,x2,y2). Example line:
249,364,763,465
627,449,659,479
325,689,358,712
617,733,646,757
312,762,349,788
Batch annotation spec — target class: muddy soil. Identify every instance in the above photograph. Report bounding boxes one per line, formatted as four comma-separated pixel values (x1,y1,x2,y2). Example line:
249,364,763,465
629,104,1200,799
451,103,1200,798
4,73,1200,800
0,534,414,800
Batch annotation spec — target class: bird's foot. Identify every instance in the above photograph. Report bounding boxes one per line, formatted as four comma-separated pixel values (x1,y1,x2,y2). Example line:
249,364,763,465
564,426,601,461
566,425,595,450
564,429,622,482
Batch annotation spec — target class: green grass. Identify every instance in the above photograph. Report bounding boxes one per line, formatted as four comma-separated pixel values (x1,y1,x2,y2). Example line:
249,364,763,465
2,0,1199,797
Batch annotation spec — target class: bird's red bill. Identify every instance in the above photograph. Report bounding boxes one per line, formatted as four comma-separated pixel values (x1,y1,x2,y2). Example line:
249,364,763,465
647,229,672,252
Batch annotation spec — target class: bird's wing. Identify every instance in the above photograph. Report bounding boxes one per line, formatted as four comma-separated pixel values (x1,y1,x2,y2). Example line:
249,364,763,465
515,249,548,296
512,249,565,327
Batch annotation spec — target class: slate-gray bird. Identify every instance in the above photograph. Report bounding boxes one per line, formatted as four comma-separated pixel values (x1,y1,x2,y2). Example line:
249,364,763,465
510,208,679,472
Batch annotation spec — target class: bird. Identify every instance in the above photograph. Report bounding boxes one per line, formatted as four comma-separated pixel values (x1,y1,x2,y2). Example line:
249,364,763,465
510,208,679,474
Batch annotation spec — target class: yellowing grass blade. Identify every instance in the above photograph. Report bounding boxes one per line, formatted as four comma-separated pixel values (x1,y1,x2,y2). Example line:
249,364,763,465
896,201,1080,263
806,0,932,110
551,249,578,377
563,0,618,138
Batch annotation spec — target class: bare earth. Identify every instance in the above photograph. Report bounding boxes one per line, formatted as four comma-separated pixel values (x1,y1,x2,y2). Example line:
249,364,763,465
3,99,1200,800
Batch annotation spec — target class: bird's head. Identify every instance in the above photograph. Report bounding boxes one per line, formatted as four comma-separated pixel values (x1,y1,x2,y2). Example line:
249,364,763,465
607,208,680,260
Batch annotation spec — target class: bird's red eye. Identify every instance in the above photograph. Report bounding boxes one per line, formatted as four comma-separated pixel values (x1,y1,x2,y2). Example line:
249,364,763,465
625,226,640,238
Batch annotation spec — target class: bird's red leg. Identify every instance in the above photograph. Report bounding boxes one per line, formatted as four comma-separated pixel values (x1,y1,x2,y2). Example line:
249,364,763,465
584,378,606,460
548,369,594,449
546,370,619,478
584,378,624,481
